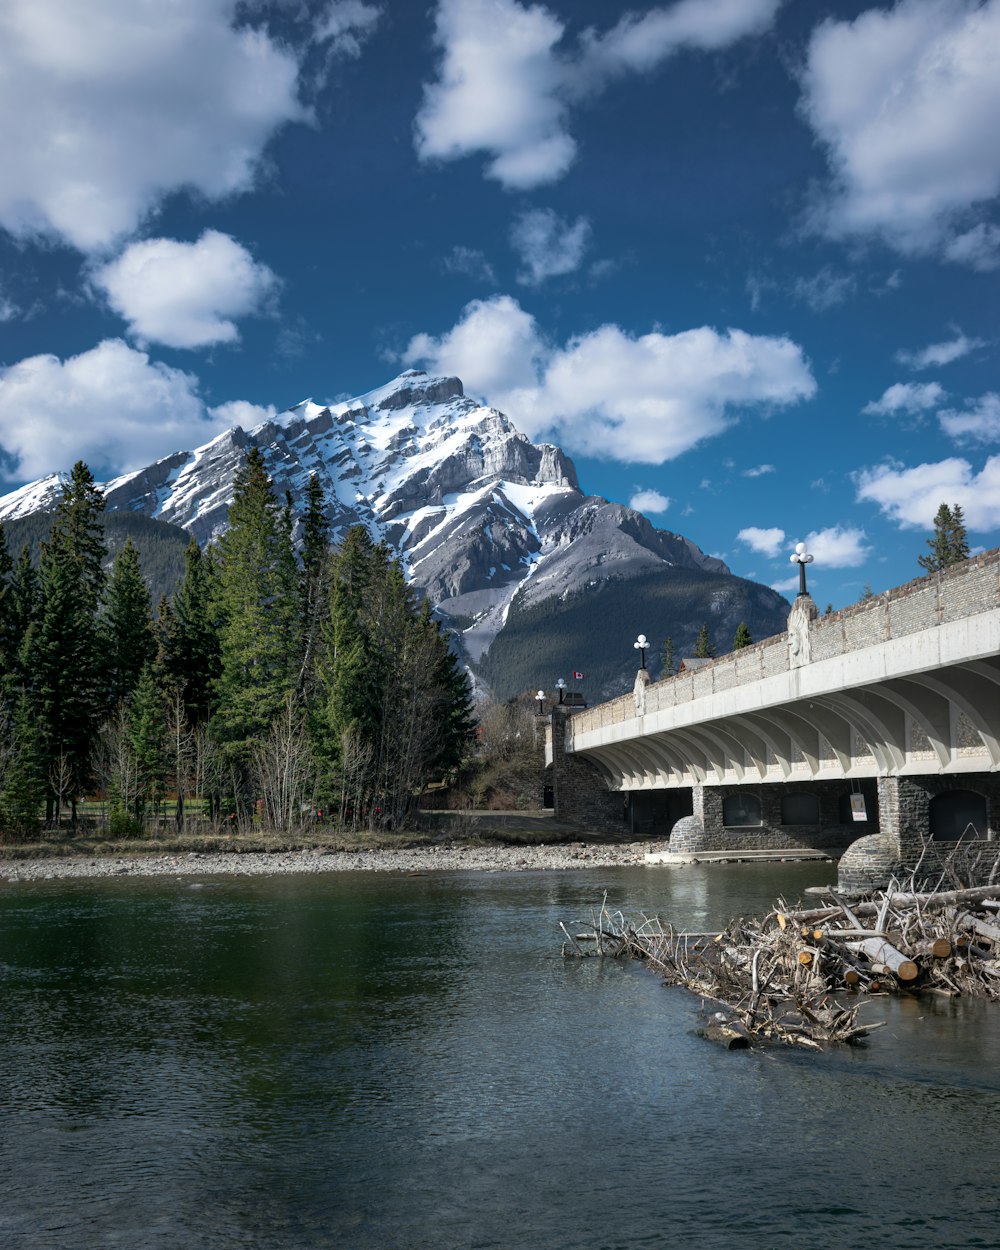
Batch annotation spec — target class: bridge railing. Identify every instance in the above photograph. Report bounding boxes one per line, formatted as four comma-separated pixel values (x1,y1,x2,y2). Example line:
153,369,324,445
569,547,1000,738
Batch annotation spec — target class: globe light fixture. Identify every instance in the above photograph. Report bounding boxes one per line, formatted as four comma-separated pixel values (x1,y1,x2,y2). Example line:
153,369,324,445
789,541,815,597
633,633,648,670
536,689,546,714
555,677,566,704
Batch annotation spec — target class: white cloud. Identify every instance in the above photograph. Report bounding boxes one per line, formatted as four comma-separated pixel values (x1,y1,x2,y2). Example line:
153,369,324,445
740,522,869,567
938,392,1000,444
800,0,1000,257
856,455,1000,530
791,265,855,311
862,381,946,417
314,1,382,57
770,573,804,595
511,208,591,285
629,488,670,514
944,222,1000,271
575,0,783,83
738,526,785,558
444,246,497,284
0,0,306,252
415,0,783,190
403,295,545,399
742,463,775,478
208,399,279,428
0,339,238,480
803,524,869,567
415,0,573,190
403,295,816,464
92,231,278,349
896,331,985,370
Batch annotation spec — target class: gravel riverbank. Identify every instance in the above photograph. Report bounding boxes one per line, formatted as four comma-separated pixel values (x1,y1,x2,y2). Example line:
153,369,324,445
0,842,652,882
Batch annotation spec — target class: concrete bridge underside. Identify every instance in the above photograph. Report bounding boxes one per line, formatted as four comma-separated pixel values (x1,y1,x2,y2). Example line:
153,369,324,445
548,555,1000,889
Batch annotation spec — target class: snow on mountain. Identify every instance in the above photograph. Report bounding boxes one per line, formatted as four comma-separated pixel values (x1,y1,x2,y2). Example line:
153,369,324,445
0,370,744,672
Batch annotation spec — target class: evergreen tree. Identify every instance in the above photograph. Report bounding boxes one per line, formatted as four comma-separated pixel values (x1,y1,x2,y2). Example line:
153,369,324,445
29,464,107,819
168,539,220,726
693,623,715,658
732,621,753,650
660,635,675,678
54,461,107,609
105,537,155,706
6,546,39,692
315,530,474,828
299,473,330,695
0,524,14,687
1,693,46,835
422,607,475,779
318,526,381,756
128,664,168,821
948,504,971,565
212,450,302,774
919,503,971,573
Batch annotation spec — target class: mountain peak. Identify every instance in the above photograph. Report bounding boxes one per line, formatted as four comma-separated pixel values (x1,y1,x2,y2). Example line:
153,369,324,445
0,371,789,696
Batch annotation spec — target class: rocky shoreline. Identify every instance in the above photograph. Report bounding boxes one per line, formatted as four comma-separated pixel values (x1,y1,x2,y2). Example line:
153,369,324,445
0,842,652,882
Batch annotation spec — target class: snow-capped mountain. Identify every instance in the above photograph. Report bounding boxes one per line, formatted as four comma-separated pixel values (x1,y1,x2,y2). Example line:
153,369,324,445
0,371,789,694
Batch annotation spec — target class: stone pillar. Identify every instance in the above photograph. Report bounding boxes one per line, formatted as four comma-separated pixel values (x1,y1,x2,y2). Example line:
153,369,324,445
550,708,623,833
838,775,907,894
877,775,901,847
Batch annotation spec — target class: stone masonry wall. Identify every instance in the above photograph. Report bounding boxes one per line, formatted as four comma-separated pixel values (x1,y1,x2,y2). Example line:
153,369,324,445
549,709,624,833
667,780,879,854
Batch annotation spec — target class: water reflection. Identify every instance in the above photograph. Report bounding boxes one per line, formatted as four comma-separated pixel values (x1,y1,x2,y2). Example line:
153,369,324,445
1,864,998,1249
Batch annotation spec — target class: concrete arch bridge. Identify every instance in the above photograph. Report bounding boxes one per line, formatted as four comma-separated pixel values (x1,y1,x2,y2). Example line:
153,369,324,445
545,550,1000,890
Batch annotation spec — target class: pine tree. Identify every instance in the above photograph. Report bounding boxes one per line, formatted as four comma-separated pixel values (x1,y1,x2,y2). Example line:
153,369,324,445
29,464,107,819
947,504,970,566
212,450,302,775
732,622,753,650
660,635,675,678
105,537,155,706
919,503,971,573
314,530,474,828
6,546,39,694
128,664,168,822
318,526,381,755
693,623,715,659
168,539,220,726
0,524,15,688
299,473,330,695
2,693,46,834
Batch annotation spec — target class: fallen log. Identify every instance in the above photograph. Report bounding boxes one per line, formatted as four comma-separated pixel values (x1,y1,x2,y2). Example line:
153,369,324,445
845,937,919,982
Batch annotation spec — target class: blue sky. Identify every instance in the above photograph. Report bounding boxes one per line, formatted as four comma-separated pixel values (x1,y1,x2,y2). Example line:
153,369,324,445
0,0,997,606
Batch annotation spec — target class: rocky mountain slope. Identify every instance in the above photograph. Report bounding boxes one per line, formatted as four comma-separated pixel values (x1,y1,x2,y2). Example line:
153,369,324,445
0,371,790,697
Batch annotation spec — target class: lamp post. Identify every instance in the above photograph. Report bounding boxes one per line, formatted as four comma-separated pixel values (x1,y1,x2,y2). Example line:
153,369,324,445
536,689,546,715
633,633,648,670
789,541,814,597
555,677,566,704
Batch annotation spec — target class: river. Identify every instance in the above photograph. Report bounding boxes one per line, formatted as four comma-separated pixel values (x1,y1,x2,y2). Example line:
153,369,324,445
1,862,999,1249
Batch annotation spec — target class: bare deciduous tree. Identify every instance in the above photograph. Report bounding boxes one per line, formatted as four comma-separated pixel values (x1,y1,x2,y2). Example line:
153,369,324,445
253,695,316,833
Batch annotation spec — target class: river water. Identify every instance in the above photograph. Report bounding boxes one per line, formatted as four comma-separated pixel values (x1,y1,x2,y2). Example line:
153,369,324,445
2,863,999,1250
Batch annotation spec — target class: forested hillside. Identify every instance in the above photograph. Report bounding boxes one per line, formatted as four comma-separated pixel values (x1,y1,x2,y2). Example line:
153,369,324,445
2,511,189,603
477,567,790,701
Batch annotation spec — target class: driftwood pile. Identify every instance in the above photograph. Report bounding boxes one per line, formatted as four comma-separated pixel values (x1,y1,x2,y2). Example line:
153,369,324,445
560,878,1000,1050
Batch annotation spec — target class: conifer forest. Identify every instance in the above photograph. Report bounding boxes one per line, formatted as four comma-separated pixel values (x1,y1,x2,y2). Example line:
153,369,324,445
0,454,475,838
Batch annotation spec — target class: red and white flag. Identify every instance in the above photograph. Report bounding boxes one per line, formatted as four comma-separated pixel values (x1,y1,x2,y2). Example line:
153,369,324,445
573,671,584,680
